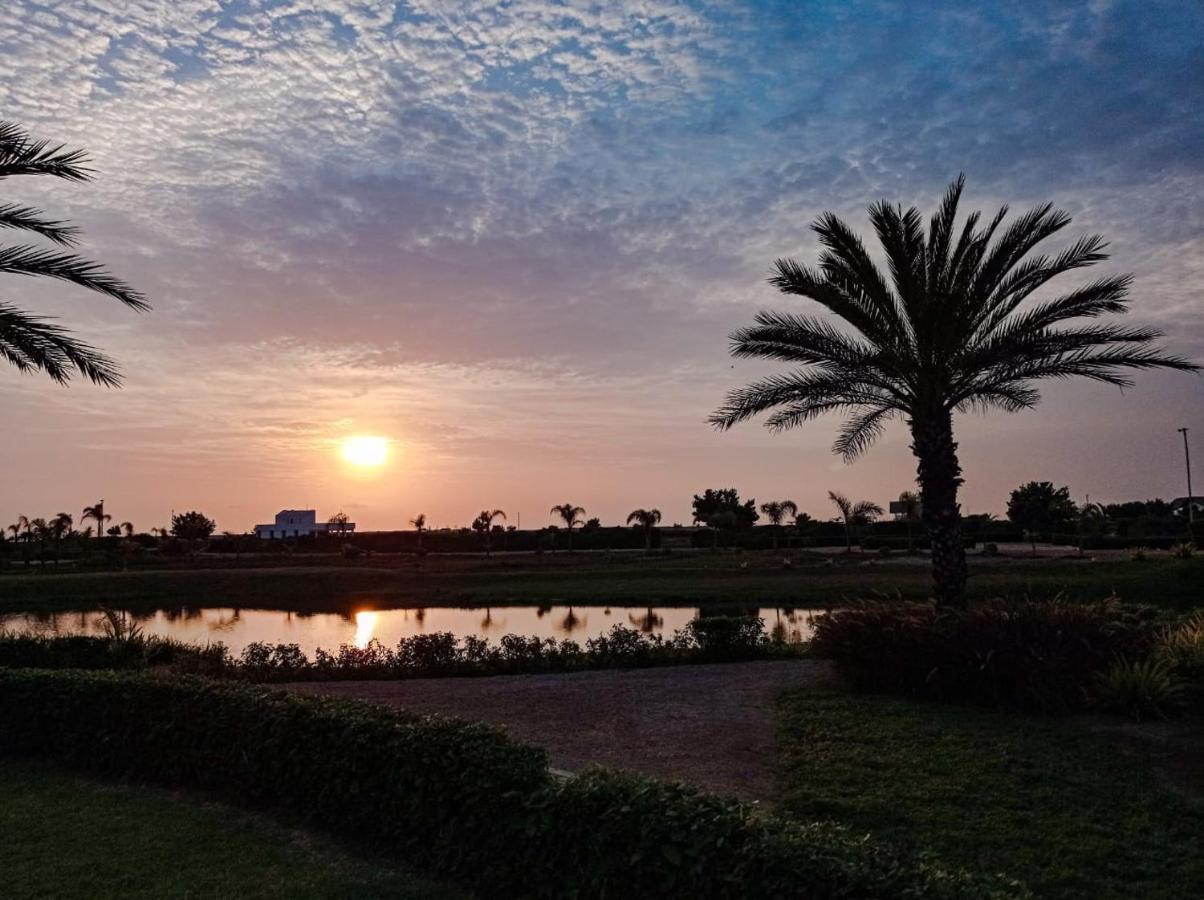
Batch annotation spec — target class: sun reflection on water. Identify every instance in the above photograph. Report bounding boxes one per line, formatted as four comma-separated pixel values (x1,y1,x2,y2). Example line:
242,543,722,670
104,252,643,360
353,610,378,648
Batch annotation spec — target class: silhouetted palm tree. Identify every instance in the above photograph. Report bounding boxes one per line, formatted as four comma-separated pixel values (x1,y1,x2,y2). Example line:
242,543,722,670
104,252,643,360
472,509,506,555
550,504,586,551
0,121,148,384
626,508,662,552
759,500,798,549
712,176,1198,606
81,501,110,541
410,513,427,552
828,491,883,553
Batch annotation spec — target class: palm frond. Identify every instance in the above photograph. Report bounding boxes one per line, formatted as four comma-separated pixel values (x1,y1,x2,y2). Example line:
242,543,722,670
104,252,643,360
0,203,80,245
0,302,122,385
0,122,91,181
833,405,895,461
0,245,149,310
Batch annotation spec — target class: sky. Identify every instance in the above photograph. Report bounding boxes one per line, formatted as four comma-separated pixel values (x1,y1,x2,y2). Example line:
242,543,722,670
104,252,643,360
0,0,1201,532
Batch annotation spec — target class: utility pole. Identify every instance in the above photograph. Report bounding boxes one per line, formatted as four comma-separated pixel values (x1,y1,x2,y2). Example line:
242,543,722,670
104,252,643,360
1178,427,1194,525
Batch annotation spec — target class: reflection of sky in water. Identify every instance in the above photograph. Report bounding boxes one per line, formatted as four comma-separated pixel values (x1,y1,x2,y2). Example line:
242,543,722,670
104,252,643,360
1,606,826,656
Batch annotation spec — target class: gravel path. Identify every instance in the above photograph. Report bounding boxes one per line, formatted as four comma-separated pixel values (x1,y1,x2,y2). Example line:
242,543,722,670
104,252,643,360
287,660,831,803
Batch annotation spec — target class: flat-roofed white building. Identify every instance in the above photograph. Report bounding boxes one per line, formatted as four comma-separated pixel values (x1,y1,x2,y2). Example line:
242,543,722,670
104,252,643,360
253,509,355,539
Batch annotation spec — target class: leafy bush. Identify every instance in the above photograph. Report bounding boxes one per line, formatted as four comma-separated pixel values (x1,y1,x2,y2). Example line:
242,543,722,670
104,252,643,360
683,615,767,660
0,670,1016,899
1170,541,1195,559
810,600,1159,713
2,620,796,682
0,631,226,674
1095,657,1185,720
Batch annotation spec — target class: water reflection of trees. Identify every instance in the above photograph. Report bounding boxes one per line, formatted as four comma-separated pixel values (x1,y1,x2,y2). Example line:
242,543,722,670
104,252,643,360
559,607,584,634
627,608,663,633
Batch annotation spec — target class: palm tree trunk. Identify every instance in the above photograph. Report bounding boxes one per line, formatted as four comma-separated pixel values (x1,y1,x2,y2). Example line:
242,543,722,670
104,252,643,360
911,410,968,608
644,527,652,553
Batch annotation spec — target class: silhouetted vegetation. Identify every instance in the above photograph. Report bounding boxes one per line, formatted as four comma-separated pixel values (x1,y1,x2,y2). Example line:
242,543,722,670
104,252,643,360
171,510,216,540
712,176,1198,607
0,121,149,385
0,670,1016,899
810,599,1194,714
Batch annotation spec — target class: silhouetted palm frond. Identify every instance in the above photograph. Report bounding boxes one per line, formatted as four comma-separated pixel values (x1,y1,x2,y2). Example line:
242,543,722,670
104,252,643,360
0,121,147,386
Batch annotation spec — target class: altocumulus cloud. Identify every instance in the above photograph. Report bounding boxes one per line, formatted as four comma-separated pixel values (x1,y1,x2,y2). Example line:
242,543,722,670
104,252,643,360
0,0,1201,527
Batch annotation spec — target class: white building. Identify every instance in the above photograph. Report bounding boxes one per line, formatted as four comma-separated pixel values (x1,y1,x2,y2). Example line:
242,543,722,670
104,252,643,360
253,509,355,539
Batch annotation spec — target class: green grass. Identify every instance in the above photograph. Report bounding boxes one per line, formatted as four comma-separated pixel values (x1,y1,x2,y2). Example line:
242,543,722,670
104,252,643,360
777,688,1204,899
0,758,467,899
1,554,1200,614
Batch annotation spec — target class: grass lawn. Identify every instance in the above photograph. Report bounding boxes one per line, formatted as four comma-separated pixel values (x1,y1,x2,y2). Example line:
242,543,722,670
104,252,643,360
777,688,1204,899
0,758,467,899
1,554,1200,613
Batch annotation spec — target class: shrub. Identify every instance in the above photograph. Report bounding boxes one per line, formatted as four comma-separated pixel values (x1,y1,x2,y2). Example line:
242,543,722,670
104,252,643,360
810,600,1159,713
682,615,766,660
1,620,798,682
0,670,1014,899
1158,613,1204,679
1095,657,1185,720
1170,541,1195,559
0,669,546,878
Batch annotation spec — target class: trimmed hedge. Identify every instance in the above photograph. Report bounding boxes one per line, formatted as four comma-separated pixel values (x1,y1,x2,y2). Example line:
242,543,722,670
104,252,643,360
0,670,1020,899
811,600,1159,713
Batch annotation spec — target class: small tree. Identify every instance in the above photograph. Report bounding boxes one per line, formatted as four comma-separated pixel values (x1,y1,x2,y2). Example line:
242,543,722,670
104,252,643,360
759,500,799,549
471,509,506,555
828,491,883,553
692,488,759,549
1007,482,1076,555
327,511,350,539
410,513,427,552
550,503,586,551
626,508,662,552
171,510,216,540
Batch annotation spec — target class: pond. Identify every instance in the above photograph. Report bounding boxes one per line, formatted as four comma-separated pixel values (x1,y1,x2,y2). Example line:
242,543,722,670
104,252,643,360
1,605,826,657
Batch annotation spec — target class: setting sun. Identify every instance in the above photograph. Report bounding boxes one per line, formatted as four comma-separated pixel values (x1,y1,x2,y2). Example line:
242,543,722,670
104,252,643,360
340,435,388,467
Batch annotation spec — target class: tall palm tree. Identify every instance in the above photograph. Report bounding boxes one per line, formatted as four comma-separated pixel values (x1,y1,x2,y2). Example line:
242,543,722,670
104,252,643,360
626,508,662,552
711,176,1198,606
410,513,427,552
8,516,28,543
0,121,148,384
550,504,586,551
828,491,883,553
81,501,110,540
759,500,799,549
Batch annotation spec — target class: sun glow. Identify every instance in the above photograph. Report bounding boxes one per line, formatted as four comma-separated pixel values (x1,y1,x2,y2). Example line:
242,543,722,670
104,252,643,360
341,435,388,467
353,610,378,648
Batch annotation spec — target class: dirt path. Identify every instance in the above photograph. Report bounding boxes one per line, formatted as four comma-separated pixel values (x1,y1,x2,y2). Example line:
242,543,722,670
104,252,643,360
287,660,830,803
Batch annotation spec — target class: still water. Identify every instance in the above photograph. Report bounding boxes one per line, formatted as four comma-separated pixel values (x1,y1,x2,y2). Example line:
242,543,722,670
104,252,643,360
1,605,825,657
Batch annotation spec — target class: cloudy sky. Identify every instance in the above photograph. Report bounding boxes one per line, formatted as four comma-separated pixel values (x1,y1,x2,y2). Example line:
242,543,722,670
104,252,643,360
1,0,1201,532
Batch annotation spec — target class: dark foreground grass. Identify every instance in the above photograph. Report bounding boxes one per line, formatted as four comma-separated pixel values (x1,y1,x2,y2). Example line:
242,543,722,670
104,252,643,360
1,555,1200,613
777,688,1204,899
0,759,466,900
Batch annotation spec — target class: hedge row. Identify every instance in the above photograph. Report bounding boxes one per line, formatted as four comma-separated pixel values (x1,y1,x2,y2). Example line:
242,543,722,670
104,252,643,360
811,600,1160,713
0,670,1020,898
0,619,792,681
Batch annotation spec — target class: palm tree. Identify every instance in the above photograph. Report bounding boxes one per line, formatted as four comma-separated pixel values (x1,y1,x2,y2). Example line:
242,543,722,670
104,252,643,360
896,491,921,553
50,512,73,564
0,121,148,384
626,508,662,552
81,501,110,540
472,509,506,555
711,176,1198,606
759,500,799,549
828,491,883,553
119,521,134,538
550,504,586,551
410,513,427,552
8,516,28,543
